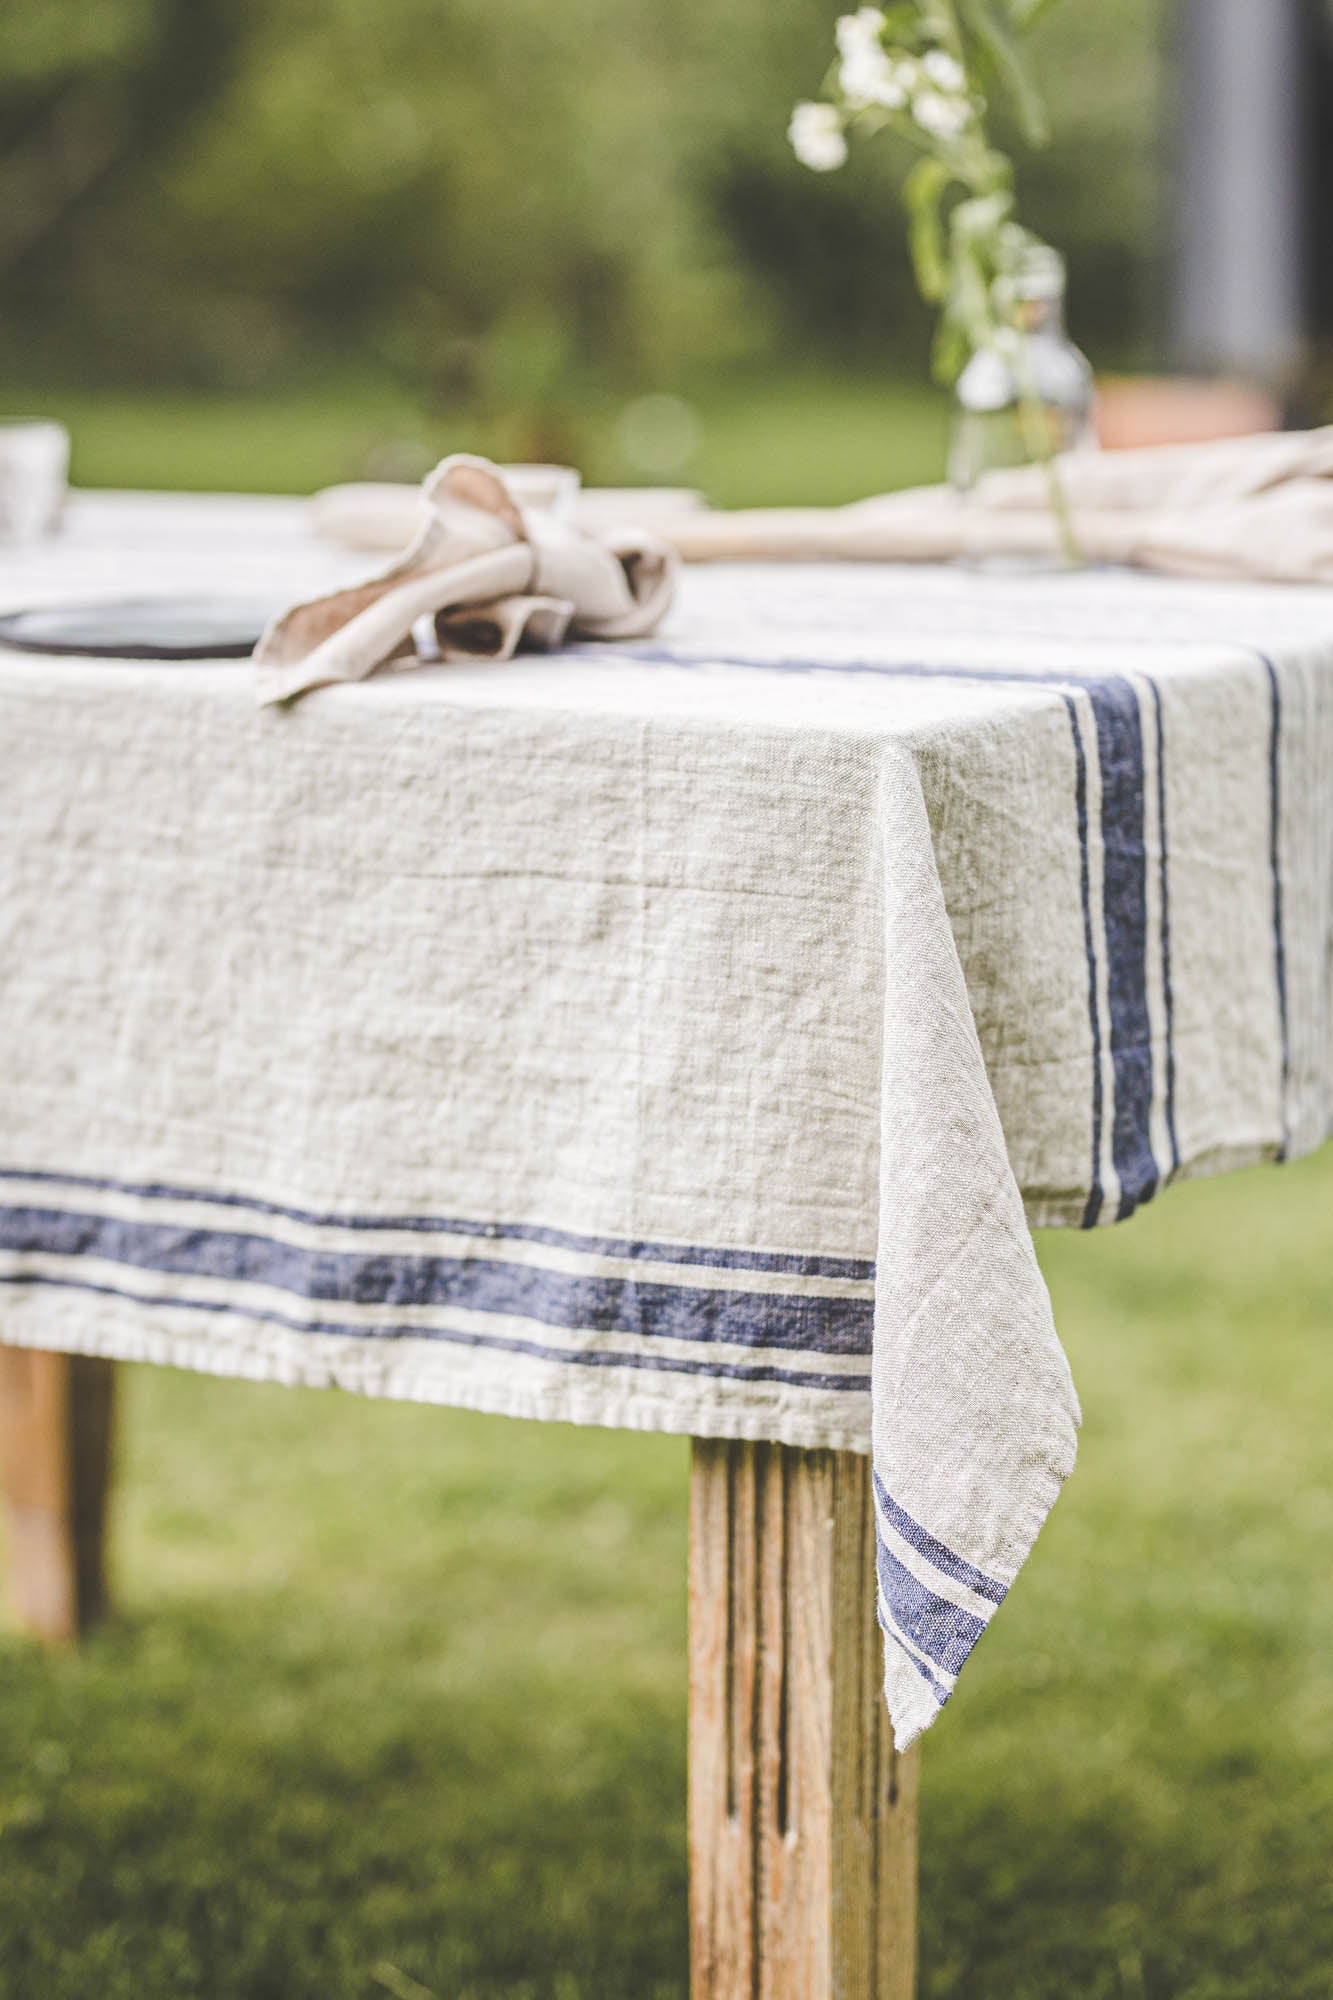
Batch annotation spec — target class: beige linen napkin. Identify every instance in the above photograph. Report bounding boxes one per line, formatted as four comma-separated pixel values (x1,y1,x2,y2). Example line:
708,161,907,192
661,428,1333,583
256,455,677,704
310,429,1333,586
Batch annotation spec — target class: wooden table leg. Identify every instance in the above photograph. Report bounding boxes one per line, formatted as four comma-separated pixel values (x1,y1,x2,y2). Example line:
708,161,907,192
0,1348,115,1642
689,1440,919,2000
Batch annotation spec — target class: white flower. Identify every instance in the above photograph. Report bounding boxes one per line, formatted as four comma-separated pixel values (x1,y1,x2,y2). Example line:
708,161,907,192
835,8,896,102
922,49,966,93
840,45,914,109
911,89,970,140
835,8,886,60
832,11,918,110
840,48,904,110
788,100,848,171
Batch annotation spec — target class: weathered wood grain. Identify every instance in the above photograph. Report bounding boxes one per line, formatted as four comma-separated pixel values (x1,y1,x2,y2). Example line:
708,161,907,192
689,1439,918,2000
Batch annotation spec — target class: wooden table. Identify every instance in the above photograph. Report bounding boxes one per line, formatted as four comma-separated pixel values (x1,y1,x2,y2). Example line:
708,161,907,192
20,491,1328,1997
0,1345,920,1999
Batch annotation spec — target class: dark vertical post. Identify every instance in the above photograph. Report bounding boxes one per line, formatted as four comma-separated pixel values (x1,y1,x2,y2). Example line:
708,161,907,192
1169,0,1306,389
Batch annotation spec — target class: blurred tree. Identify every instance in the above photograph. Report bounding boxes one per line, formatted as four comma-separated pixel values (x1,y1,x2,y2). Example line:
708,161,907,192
0,0,1164,397
0,1,250,361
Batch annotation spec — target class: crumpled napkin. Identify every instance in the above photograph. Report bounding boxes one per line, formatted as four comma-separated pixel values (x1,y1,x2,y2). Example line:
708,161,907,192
255,455,677,704
659,427,1333,584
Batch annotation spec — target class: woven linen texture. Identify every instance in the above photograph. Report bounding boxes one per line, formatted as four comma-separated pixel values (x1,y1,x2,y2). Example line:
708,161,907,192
1,498,1329,1743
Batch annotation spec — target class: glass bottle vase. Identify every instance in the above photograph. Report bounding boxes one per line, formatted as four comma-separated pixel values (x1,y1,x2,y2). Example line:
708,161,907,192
947,245,1096,496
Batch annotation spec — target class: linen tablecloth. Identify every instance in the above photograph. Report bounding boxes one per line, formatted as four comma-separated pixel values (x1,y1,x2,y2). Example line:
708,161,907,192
1,494,1330,1746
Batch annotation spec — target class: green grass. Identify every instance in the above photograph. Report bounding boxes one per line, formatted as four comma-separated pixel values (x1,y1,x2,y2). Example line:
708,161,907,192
0,371,951,509
0,1150,1329,2000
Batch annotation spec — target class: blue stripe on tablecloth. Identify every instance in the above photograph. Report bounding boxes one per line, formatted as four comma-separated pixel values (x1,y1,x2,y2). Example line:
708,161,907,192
0,1270,870,1394
0,1167,872,1283
877,1605,952,1706
874,1532,986,1677
607,647,1163,1226
0,1205,872,1357
1256,652,1291,1158
1081,675,1156,1218
872,1471,1006,1605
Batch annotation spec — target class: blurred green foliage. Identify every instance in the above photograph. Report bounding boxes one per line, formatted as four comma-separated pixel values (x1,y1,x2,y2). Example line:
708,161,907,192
0,0,1162,407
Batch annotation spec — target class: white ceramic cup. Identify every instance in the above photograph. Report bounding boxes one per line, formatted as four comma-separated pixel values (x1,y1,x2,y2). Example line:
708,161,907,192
0,421,70,540
499,463,581,521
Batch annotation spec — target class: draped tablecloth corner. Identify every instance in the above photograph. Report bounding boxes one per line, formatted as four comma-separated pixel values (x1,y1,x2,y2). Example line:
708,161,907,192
0,494,1330,1745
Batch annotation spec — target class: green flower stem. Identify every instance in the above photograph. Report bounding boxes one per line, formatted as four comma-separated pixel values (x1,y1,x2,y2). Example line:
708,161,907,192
802,0,1081,559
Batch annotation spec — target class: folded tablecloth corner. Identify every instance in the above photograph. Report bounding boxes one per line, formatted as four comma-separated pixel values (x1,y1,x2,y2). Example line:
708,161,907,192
870,746,1081,1742
2,499,1330,1748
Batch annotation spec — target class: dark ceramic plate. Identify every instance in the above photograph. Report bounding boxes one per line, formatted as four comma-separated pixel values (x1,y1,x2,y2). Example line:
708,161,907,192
0,597,275,660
